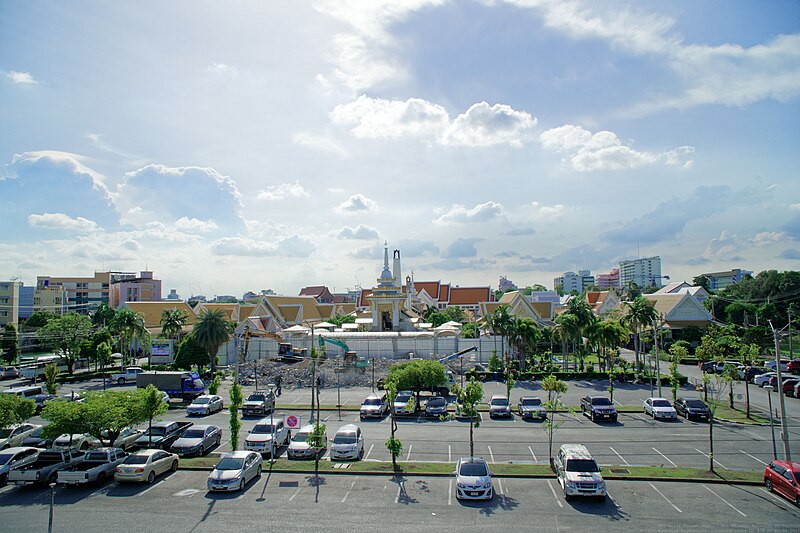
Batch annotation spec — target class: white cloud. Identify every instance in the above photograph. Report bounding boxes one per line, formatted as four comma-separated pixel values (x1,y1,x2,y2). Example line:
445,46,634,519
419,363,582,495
331,95,535,147
531,202,568,218
539,124,694,171
434,201,504,224
5,70,37,85
257,182,311,201
292,132,349,159
443,237,481,258
336,193,377,213
206,63,238,76
703,230,740,259
174,217,219,233
27,213,99,232
750,231,785,246
336,224,379,240
210,235,315,257
790,203,800,211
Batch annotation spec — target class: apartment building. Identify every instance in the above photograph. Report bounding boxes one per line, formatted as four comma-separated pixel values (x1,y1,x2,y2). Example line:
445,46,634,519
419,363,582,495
554,270,595,294
109,271,162,307
702,269,752,291
596,268,620,289
619,256,663,288
36,271,111,313
0,280,21,328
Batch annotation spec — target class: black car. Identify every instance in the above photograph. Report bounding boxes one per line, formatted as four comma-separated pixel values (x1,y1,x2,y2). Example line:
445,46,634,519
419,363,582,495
742,366,767,382
674,398,711,421
21,427,52,449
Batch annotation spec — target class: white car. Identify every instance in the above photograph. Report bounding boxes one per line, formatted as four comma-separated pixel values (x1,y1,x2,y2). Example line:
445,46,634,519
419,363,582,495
207,451,262,492
186,395,224,416
755,373,778,387
765,360,790,372
554,444,606,501
114,449,178,484
643,397,678,420
393,391,417,416
287,424,327,460
454,456,493,500
0,447,40,484
244,418,290,457
0,424,41,450
52,433,94,451
330,424,364,461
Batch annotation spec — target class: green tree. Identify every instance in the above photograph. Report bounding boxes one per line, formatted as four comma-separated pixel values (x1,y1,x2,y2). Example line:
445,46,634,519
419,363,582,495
330,314,356,327
1,323,19,365
38,312,94,374
82,390,144,447
504,366,516,401
385,360,446,402
509,317,540,371
192,309,231,373
427,311,450,328
621,296,658,379
489,306,514,357
40,399,87,449
0,394,36,428
92,303,117,328
692,275,711,292
668,344,686,403
451,377,484,458
738,342,760,419
174,333,210,370
21,309,57,332
541,374,569,465
444,306,466,323
208,373,222,395
44,363,59,395
111,308,147,368
383,379,403,468
460,322,478,338
487,352,503,373
160,308,189,343
229,382,243,451
307,422,327,481
96,341,113,375
137,384,169,447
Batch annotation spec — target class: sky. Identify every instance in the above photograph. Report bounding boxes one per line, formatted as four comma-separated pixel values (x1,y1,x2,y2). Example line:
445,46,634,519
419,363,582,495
2,0,799,299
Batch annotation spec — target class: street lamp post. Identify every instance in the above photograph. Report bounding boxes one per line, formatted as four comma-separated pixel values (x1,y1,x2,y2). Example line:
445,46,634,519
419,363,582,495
768,320,792,461
48,482,56,533
766,385,778,461
652,316,664,397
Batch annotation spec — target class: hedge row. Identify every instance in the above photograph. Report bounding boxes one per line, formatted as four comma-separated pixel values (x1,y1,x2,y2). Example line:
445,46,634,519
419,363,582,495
464,370,687,385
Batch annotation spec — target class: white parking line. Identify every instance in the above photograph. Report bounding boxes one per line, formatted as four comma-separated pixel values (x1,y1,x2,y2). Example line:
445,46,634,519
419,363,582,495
497,478,505,497
739,450,767,466
448,479,452,505
488,445,495,463
695,449,727,470
632,414,649,422
546,479,563,508
288,487,302,501
405,444,413,461
290,397,300,404
87,482,118,498
652,447,677,467
702,484,746,517
341,478,357,503
365,444,374,460
762,488,798,511
136,477,171,497
448,445,452,463
609,447,630,466
528,446,537,462
323,414,331,421
648,482,682,512
395,484,402,503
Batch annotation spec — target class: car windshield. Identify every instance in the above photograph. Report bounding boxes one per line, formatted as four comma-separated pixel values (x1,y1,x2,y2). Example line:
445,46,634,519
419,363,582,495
491,398,509,406
459,462,488,476
0,453,13,465
591,398,612,406
247,394,265,401
215,458,244,470
181,430,206,439
193,398,210,404
652,400,671,408
685,400,706,408
334,434,357,444
145,427,167,436
363,398,382,406
428,398,445,407
396,394,411,403
566,459,599,473
521,398,541,406
293,432,310,442
0,428,12,438
251,425,275,434
124,455,149,465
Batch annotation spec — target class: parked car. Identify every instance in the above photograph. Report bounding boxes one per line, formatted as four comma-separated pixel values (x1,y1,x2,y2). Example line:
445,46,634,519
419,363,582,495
754,373,778,387
699,361,717,373
674,398,711,421
287,424,327,460
31,393,56,412
0,447,40,484
245,418,290,457
359,393,389,420
424,396,448,418
170,425,221,457
643,397,678,420
554,444,606,501
714,360,741,373
8,449,85,486
764,460,800,505
241,391,275,417
20,427,52,449
580,396,618,422
207,451,262,492
765,360,791,372
764,375,793,391
0,424,41,450
488,395,512,418
186,395,224,416
795,381,800,399
111,366,144,385
782,378,800,397
454,456,493,500
133,421,193,450
57,448,128,486
0,366,20,379
94,427,143,451
740,366,767,382
393,390,417,416
788,360,800,375
114,449,178,484
330,424,364,461
518,396,547,420
52,433,94,451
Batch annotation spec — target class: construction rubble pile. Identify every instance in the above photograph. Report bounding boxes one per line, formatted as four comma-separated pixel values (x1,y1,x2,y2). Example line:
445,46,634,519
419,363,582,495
234,357,396,389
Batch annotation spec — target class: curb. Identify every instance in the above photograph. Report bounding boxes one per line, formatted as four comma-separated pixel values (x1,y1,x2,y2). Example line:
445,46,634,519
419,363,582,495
714,417,772,427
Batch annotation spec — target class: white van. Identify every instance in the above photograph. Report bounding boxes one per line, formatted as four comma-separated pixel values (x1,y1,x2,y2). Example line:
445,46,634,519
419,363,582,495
3,385,44,400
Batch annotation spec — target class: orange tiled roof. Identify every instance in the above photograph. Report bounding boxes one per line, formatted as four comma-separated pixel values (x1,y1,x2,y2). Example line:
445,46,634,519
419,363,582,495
439,284,450,302
449,286,490,306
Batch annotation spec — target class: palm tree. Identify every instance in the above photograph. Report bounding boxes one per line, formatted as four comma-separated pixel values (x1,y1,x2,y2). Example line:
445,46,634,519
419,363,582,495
489,306,514,358
193,309,231,373
111,308,147,368
553,314,579,370
622,296,658,379
510,317,539,371
160,308,189,344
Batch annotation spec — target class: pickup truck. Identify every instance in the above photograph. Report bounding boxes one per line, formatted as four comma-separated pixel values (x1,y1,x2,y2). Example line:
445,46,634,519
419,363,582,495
580,396,618,422
112,367,144,385
133,421,193,450
8,449,85,485
57,448,128,486
242,391,275,417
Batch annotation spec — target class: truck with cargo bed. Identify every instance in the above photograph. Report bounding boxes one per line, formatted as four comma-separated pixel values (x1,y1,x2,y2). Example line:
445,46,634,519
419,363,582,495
133,421,193,450
136,371,205,401
8,449,84,486
57,448,128,486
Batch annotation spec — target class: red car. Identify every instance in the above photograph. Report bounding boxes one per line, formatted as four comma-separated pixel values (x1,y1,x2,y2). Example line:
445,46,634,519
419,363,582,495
783,379,800,397
764,460,800,505
788,360,800,375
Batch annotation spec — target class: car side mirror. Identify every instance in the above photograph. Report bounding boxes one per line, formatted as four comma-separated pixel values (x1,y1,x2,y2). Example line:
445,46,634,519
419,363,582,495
599,467,603,472
489,471,494,476
452,470,457,474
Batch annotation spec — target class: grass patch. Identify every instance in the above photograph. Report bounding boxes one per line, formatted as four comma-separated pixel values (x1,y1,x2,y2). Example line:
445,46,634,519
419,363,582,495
608,466,762,483
708,400,771,424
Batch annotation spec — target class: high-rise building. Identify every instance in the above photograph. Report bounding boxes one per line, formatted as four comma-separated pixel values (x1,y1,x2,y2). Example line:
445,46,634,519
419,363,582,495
596,268,620,289
36,271,111,314
701,269,752,291
619,256,663,288
499,276,517,292
110,271,162,307
554,270,594,294
0,280,21,328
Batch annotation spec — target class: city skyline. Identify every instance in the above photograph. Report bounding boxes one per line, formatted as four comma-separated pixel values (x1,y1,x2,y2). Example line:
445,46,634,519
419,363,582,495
2,1,799,298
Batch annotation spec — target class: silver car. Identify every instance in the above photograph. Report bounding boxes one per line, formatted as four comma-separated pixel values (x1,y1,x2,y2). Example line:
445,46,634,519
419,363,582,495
489,395,512,418
0,447,40,484
170,425,222,457
287,424,327,460
186,395,224,416
0,424,41,449
114,449,178,484
330,424,364,461
207,451,262,492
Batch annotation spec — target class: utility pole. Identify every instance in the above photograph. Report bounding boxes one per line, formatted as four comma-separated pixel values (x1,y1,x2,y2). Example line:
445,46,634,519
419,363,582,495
768,320,791,461
652,316,662,397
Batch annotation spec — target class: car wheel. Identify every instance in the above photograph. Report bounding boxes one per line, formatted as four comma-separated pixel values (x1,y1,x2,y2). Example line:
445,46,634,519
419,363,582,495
216,435,221,447
765,479,773,492
358,448,364,460
117,378,125,385
591,413,596,422
239,479,245,492
171,460,178,472
96,473,106,486
80,441,89,450
257,465,262,476
147,471,155,484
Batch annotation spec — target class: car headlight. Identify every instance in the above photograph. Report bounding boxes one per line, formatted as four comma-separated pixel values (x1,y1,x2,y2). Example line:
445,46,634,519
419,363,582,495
565,481,575,488
457,482,466,488
483,482,491,488
599,481,606,489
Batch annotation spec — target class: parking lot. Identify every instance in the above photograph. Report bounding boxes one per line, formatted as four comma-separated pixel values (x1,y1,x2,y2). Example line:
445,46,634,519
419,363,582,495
1,469,798,532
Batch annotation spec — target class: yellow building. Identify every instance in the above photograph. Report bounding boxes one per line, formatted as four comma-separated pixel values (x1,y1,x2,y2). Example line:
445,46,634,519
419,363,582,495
0,280,21,328
33,285,69,315
37,271,111,313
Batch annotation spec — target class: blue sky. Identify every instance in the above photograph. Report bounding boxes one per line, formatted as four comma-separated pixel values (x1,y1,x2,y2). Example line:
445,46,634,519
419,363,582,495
1,0,799,298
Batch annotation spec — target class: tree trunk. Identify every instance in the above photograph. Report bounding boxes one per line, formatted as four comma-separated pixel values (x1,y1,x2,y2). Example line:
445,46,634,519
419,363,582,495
469,420,474,459
745,379,751,419
708,415,714,472
729,383,734,409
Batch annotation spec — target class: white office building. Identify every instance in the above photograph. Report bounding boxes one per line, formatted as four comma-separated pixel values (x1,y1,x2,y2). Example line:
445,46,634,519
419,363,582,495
619,256,663,288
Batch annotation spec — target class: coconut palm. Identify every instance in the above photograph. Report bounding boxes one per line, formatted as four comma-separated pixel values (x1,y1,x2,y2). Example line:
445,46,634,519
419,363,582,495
111,308,147,368
160,308,189,343
621,296,659,379
553,314,580,370
192,309,231,372
489,306,514,358
509,317,539,371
